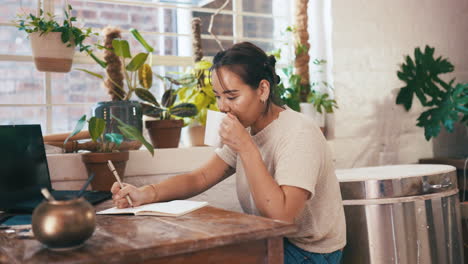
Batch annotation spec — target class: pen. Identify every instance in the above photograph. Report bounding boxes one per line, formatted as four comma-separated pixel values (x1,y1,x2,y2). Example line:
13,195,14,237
107,160,134,207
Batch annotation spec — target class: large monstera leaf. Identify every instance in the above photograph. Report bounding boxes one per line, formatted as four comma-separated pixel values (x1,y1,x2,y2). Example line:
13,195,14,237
396,45,467,140
396,45,454,110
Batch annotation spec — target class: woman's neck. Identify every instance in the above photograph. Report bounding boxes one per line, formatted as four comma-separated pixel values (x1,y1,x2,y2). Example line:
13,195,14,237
250,104,285,135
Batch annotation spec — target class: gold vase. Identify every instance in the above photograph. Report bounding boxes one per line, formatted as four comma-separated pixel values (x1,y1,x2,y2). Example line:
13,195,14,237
32,197,96,251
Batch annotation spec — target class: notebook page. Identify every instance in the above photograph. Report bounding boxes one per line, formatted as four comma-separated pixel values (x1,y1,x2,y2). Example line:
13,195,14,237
136,200,208,215
97,205,143,215
97,200,208,215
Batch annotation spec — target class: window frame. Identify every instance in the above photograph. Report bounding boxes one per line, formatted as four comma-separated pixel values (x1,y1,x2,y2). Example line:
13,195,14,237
0,0,293,134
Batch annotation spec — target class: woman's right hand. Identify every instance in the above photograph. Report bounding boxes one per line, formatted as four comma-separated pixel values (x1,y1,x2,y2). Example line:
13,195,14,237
110,182,153,208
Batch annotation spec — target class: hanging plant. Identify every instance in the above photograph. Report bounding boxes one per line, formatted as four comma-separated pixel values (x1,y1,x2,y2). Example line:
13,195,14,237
14,1,95,72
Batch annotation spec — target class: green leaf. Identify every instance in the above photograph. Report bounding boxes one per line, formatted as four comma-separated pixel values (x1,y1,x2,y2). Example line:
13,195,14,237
111,115,154,156
267,48,282,60
76,68,104,79
88,52,108,68
130,28,154,53
112,39,131,58
126,53,149,72
141,102,164,118
104,133,124,146
135,88,159,106
64,114,86,146
170,103,198,118
138,64,153,89
295,43,309,56
194,60,213,70
60,30,69,43
88,117,105,142
162,89,177,107
395,86,414,111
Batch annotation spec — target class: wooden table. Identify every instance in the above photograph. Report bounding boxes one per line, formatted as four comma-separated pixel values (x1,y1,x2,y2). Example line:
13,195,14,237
0,201,296,264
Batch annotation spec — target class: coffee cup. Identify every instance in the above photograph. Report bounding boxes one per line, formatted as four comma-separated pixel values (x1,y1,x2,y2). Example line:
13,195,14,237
204,110,227,147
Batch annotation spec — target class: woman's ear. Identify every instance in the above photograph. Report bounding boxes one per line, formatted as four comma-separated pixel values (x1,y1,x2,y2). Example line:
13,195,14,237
258,79,270,102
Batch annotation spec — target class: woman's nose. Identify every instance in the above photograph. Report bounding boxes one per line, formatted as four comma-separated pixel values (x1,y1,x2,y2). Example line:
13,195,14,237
217,98,230,113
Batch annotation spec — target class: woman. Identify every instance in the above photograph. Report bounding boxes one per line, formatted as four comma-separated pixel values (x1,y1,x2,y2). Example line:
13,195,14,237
111,42,346,264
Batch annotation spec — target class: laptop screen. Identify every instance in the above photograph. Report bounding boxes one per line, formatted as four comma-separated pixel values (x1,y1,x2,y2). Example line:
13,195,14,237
0,125,52,209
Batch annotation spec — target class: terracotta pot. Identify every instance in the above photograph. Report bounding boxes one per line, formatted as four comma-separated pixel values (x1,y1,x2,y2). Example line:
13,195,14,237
188,125,206,146
81,151,129,191
29,32,75,73
145,119,183,148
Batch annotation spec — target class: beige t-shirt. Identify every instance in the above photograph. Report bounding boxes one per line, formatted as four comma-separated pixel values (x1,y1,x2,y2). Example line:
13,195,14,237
215,108,346,253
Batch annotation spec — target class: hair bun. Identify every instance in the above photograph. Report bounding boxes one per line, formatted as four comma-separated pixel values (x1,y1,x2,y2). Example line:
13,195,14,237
267,55,277,68
276,74,281,84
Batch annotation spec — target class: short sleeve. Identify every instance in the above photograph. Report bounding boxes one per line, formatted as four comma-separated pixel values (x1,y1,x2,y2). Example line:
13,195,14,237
274,129,325,199
214,144,237,168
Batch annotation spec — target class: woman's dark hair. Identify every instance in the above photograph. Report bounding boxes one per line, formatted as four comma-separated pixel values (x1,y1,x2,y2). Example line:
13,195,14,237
211,42,282,111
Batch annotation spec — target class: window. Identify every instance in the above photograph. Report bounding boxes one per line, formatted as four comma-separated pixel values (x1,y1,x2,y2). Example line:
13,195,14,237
0,0,292,134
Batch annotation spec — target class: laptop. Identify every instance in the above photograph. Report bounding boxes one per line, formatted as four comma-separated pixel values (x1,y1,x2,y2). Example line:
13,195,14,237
0,124,112,214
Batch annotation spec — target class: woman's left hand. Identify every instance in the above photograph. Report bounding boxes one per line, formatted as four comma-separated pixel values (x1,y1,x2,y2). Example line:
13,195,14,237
219,113,255,154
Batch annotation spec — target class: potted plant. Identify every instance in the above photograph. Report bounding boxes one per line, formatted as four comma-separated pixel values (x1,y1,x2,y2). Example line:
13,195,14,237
14,1,95,72
64,114,154,191
78,27,155,142
395,45,468,157
273,41,338,133
175,60,218,146
134,77,198,148
168,18,219,146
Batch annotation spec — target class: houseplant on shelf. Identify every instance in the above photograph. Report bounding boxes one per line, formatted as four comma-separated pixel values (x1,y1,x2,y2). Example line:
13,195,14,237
175,60,218,146
64,114,154,191
171,17,219,146
395,45,468,157
134,76,198,148
78,27,155,143
14,1,95,72
272,39,337,133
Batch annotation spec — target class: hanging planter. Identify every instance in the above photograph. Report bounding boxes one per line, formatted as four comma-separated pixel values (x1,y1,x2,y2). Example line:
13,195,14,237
14,1,95,73
30,32,75,73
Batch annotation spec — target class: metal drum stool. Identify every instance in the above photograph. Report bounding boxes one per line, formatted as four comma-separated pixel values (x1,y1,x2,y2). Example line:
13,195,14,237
337,164,463,263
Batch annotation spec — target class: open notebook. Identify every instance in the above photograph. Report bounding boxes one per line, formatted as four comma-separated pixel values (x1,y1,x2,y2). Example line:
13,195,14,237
97,200,208,217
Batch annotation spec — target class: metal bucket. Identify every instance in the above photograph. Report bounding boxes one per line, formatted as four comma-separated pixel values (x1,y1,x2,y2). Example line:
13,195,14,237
337,164,463,264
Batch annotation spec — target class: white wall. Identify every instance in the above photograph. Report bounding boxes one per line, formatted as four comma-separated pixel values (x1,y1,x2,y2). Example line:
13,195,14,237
328,0,468,168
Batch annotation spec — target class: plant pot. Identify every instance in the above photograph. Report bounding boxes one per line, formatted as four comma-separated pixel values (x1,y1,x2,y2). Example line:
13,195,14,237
432,122,468,158
93,101,143,147
29,32,75,73
145,119,183,148
299,102,325,134
81,151,129,191
188,125,206,147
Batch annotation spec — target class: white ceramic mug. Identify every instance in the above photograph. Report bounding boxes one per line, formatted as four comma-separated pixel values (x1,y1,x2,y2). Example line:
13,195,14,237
204,110,227,147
